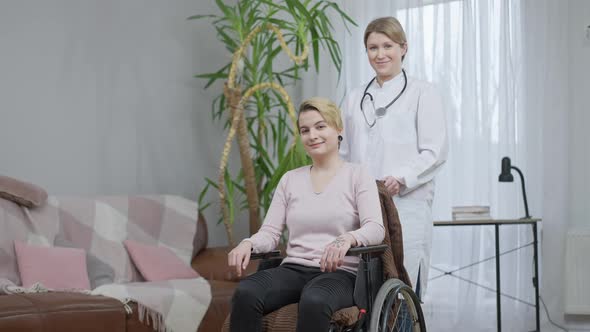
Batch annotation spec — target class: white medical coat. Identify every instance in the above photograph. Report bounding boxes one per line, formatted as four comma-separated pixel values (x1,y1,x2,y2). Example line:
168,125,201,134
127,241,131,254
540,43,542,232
340,71,448,296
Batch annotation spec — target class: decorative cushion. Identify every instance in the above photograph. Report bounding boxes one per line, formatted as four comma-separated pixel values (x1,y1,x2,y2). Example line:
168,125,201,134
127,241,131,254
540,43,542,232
13,240,90,289
0,175,48,208
54,235,115,289
124,239,199,281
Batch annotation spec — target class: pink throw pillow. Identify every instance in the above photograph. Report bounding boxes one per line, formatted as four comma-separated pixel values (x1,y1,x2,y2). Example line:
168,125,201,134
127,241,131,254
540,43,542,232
123,240,199,282
14,241,90,289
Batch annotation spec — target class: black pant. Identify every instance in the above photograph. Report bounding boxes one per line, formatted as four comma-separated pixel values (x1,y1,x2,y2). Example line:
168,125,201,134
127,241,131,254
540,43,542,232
230,263,356,332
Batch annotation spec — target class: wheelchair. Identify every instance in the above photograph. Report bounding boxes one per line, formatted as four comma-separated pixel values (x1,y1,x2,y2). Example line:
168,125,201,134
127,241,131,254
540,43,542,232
222,182,426,332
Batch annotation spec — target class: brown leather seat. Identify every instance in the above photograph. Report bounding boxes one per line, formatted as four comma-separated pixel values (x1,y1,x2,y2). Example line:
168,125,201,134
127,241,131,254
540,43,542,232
0,292,128,332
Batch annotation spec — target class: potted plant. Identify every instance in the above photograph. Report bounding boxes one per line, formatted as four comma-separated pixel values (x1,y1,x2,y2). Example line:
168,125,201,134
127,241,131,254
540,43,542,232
191,0,355,245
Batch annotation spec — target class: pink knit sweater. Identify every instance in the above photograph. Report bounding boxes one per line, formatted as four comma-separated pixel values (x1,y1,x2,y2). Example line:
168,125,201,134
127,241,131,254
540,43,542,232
244,162,385,274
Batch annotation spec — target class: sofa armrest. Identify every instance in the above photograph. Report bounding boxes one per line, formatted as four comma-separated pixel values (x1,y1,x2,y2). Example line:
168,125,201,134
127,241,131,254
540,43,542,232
191,246,260,282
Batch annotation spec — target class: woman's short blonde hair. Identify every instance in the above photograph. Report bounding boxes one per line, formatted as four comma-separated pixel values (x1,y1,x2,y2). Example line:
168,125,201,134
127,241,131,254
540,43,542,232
297,97,343,131
364,17,407,60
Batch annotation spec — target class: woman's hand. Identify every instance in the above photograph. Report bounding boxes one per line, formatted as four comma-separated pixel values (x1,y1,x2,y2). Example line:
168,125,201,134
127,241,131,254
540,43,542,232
383,176,402,196
320,234,357,273
228,240,253,277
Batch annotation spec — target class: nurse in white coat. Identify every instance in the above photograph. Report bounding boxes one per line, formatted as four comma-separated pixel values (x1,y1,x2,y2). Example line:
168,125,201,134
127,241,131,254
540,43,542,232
340,16,448,298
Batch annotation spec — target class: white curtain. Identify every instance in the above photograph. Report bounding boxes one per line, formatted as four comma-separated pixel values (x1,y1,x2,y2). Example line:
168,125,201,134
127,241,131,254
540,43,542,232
300,0,546,330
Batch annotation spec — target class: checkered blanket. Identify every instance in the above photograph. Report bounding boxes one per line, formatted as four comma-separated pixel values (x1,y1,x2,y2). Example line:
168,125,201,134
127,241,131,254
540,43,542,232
0,195,211,332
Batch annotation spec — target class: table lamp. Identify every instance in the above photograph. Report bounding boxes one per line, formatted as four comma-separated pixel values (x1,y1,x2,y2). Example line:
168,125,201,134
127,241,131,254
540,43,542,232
499,156,531,219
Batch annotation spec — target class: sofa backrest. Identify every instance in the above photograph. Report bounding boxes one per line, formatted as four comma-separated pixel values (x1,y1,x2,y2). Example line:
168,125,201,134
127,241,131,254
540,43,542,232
0,195,201,286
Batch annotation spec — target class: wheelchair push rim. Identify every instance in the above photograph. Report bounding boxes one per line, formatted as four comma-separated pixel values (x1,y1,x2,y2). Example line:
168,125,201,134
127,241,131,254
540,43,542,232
368,278,426,332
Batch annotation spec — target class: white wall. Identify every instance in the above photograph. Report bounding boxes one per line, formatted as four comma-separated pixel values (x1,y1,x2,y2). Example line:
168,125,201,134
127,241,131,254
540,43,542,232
526,1,590,330
0,0,244,246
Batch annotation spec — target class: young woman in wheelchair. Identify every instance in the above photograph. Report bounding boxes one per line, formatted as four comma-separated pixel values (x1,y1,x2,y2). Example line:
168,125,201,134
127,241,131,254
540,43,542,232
227,97,385,332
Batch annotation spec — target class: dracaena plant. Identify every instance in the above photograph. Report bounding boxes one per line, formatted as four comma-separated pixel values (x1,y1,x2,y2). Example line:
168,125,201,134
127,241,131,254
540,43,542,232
190,0,355,246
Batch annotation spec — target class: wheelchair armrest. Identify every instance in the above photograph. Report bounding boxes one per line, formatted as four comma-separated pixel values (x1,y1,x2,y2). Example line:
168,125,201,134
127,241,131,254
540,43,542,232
250,250,282,260
250,245,386,259
346,244,388,256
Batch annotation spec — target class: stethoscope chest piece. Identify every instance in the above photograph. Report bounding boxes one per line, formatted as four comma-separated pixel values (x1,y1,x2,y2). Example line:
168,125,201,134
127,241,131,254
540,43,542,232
360,69,408,128
375,107,387,117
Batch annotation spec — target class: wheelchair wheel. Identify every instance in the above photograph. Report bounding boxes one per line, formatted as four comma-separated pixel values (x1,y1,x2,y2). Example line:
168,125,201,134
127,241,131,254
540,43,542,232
369,278,426,332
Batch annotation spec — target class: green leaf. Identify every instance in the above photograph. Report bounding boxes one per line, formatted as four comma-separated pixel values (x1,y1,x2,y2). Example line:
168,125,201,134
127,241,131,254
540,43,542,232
195,63,230,89
258,0,288,11
215,25,238,51
288,0,313,23
194,71,226,80
223,169,236,225
324,2,357,27
187,14,216,20
214,0,234,21
199,202,211,212
197,180,212,213
205,177,219,190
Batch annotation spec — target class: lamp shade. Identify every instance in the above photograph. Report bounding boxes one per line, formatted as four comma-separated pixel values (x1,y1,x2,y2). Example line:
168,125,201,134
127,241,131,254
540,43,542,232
499,157,514,182
498,156,531,219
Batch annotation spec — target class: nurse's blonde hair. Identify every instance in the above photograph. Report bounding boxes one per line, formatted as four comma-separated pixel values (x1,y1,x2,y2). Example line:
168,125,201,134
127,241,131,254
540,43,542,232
364,17,407,61
297,97,343,132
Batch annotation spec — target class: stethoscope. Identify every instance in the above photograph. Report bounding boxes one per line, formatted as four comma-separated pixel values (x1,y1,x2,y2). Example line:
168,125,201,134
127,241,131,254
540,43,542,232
360,69,408,128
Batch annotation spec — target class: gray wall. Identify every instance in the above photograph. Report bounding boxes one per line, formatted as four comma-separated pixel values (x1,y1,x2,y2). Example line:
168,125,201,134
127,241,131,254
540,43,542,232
0,0,244,246
565,2,590,328
568,0,590,230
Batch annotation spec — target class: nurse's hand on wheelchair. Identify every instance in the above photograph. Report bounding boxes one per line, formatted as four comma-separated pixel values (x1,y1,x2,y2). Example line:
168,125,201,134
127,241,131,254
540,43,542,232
320,233,357,273
228,240,253,277
382,176,402,196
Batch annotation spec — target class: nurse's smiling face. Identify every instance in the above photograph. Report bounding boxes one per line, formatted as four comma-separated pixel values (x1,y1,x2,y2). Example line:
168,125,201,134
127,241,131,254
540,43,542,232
366,32,406,85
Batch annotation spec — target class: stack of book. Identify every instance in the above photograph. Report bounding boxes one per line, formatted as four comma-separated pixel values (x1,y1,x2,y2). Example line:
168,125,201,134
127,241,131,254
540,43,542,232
452,206,491,221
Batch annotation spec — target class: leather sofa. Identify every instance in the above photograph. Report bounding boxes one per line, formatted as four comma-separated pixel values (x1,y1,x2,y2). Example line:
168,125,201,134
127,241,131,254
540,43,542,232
191,215,259,332
0,213,253,332
0,292,153,332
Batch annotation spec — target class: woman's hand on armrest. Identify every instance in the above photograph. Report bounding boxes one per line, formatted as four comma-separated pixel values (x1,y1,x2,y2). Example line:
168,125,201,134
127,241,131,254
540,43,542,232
228,240,253,278
320,234,357,273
